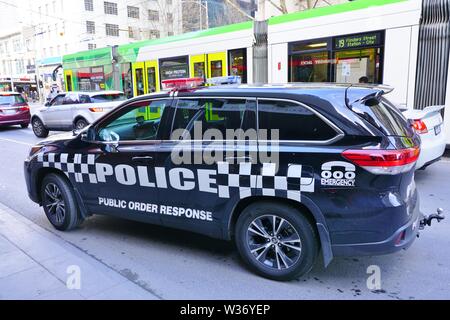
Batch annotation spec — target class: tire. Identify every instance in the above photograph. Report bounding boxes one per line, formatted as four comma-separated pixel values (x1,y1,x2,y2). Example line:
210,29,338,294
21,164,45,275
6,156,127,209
74,118,88,130
32,117,49,138
20,123,29,129
40,173,84,231
235,202,319,281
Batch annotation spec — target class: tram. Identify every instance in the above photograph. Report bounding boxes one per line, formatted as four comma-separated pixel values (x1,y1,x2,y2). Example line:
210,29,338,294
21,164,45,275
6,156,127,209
61,0,448,121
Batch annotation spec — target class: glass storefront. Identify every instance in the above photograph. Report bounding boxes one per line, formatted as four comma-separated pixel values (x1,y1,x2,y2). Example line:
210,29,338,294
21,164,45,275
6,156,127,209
159,56,189,84
289,31,384,84
228,48,247,83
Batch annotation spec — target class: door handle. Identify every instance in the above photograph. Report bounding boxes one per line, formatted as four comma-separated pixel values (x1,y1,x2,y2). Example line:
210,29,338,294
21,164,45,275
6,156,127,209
132,156,154,164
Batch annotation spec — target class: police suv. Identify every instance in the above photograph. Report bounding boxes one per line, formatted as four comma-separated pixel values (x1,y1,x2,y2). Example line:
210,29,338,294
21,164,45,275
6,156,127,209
24,78,444,281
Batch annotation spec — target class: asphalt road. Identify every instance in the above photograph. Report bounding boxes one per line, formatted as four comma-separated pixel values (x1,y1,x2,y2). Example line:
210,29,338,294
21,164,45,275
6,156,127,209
0,123,449,300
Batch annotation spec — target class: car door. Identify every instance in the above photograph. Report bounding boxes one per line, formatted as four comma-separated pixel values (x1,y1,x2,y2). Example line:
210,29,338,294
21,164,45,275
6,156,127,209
41,94,66,128
76,97,175,225
157,96,257,238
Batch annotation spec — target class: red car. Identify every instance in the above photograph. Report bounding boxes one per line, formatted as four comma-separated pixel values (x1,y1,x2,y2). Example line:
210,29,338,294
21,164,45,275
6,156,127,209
0,92,31,129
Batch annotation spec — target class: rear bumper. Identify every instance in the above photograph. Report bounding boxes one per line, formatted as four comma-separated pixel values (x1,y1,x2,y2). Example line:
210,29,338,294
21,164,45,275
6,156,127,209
332,209,422,256
0,111,31,126
416,132,446,169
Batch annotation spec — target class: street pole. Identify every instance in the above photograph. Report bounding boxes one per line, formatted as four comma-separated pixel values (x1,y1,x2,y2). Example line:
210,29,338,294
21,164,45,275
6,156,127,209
253,0,268,84
199,0,202,30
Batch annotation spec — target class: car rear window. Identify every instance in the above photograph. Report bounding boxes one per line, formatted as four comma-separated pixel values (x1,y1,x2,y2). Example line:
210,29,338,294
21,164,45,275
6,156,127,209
353,97,413,137
258,100,338,141
0,94,25,105
90,93,126,103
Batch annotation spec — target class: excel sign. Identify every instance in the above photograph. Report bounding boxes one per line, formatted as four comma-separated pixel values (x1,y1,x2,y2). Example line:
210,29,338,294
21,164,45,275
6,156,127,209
334,32,383,50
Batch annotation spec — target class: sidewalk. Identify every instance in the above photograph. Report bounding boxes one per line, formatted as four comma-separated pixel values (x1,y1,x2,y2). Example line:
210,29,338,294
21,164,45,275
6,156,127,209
0,203,159,300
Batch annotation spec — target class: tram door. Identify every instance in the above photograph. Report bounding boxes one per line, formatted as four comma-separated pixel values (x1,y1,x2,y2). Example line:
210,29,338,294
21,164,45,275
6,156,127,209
64,70,74,92
145,60,160,93
190,54,207,79
132,62,146,97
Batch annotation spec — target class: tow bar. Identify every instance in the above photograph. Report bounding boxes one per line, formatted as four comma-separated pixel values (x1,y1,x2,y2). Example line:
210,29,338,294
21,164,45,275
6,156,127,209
419,208,445,230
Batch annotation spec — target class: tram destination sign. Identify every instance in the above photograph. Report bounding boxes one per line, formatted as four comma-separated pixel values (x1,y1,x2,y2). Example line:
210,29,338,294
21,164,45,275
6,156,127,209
334,32,382,50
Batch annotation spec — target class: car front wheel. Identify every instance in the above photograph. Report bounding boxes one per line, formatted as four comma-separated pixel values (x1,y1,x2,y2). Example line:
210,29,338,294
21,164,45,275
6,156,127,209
41,173,84,231
235,202,319,281
32,117,49,138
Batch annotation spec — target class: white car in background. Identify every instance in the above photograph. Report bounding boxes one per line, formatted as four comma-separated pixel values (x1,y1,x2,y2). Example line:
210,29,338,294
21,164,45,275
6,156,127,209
401,105,446,169
32,91,126,138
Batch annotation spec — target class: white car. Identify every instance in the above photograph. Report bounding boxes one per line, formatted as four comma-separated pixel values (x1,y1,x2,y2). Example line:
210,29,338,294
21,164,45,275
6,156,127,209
32,91,126,138
402,105,446,169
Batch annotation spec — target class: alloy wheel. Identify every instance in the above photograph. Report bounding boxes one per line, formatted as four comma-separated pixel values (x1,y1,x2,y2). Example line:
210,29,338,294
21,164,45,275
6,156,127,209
43,183,66,226
246,215,302,271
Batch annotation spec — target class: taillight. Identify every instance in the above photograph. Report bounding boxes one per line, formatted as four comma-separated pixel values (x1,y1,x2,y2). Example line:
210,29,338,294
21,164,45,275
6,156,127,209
89,107,104,112
412,119,428,134
14,102,29,111
342,147,420,175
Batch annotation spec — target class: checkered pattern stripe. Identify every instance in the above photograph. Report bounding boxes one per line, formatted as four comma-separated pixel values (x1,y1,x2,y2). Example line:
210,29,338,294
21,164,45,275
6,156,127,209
216,162,315,202
37,153,97,184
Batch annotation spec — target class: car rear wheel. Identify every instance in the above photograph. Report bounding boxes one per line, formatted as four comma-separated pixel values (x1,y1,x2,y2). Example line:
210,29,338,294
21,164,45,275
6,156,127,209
235,202,319,281
74,118,88,130
20,123,29,129
32,117,49,138
41,173,83,231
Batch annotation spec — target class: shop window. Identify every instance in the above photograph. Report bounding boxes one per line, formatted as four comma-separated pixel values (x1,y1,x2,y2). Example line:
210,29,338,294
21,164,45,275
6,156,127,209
228,48,247,83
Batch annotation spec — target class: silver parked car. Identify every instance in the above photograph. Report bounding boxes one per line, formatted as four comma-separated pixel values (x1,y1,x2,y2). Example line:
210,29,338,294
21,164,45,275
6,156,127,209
32,91,126,138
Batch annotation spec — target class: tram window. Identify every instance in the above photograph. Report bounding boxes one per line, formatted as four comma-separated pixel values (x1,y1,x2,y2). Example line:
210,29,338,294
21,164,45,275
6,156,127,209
228,48,247,83
210,61,223,78
193,62,206,78
334,48,381,84
147,67,157,93
135,68,145,96
289,51,330,83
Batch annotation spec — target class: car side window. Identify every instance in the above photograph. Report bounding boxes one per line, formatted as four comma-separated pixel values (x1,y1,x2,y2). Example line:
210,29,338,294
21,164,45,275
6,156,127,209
98,99,170,142
50,95,66,106
171,98,255,140
63,94,79,105
258,100,338,141
79,95,91,104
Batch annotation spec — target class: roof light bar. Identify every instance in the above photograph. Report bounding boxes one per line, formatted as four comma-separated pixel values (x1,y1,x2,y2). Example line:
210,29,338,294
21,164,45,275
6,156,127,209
161,78,205,91
206,76,242,86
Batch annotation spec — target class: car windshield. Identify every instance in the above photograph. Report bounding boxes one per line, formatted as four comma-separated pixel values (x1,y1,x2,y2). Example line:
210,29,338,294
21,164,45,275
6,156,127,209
0,95,25,105
90,93,126,103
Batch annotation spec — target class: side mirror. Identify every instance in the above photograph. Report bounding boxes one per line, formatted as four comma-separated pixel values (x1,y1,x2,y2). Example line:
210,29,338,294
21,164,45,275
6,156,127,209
44,102,50,107
80,126,96,142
